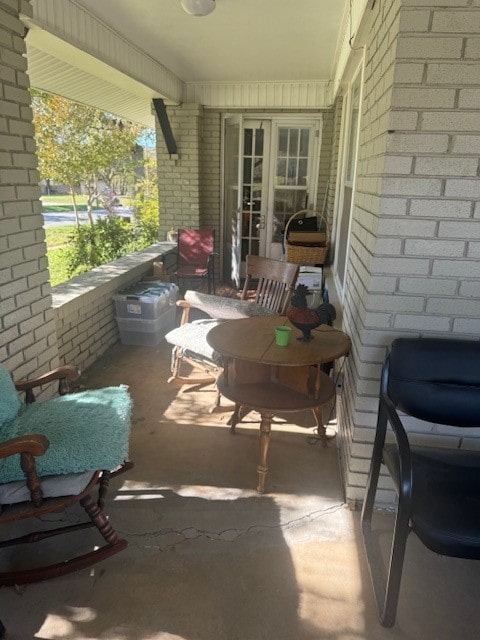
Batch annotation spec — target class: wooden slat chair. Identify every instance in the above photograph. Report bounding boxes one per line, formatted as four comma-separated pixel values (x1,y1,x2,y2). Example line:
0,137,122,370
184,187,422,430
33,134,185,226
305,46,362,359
165,255,299,405
0,363,133,588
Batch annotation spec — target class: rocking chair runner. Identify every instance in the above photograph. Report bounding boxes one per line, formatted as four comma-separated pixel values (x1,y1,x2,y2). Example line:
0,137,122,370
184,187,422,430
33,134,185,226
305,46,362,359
0,363,133,587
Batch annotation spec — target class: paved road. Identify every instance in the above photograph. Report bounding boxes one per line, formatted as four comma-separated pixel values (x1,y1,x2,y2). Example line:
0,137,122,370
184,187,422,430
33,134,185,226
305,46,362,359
43,208,132,227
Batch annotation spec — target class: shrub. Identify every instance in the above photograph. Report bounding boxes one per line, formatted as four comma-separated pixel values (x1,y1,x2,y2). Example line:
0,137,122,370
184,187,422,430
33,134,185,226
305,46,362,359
132,161,159,245
66,216,137,277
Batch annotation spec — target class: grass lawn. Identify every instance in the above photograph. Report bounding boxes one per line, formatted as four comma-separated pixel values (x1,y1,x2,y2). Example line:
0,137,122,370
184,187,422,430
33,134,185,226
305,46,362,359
47,247,71,286
41,194,88,213
41,194,131,212
45,225,75,285
44,225,75,248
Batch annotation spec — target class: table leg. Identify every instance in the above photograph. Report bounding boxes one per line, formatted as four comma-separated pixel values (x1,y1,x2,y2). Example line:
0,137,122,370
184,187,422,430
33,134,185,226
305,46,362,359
312,406,327,446
257,412,273,493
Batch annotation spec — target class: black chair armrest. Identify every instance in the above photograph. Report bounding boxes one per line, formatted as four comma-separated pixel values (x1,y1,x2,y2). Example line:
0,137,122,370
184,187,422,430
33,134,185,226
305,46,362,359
381,394,413,505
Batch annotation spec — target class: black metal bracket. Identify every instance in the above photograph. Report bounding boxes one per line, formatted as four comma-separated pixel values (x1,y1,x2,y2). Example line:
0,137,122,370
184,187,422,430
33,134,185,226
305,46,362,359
152,98,178,159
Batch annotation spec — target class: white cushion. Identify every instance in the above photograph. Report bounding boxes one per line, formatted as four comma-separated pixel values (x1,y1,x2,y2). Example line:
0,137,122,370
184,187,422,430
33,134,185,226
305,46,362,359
184,290,277,320
0,470,95,505
165,319,223,364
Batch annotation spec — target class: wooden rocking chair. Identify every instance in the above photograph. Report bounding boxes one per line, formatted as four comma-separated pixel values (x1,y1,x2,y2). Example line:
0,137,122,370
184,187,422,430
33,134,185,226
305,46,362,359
0,363,133,588
165,255,299,398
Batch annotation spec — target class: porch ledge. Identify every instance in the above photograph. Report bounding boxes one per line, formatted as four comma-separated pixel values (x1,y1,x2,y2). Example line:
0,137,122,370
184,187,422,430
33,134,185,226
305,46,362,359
51,242,177,373
51,242,176,309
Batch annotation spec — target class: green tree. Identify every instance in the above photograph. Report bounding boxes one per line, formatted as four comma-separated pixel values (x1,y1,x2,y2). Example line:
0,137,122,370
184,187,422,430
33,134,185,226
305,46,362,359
132,156,160,245
31,90,142,225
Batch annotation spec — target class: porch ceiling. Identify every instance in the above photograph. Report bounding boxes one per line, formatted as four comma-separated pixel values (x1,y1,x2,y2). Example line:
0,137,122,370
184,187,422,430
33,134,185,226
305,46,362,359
24,0,348,127
74,0,346,83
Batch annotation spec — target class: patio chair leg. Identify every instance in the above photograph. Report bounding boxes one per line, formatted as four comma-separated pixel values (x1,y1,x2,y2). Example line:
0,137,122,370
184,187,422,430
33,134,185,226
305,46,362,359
361,420,411,628
229,403,242,433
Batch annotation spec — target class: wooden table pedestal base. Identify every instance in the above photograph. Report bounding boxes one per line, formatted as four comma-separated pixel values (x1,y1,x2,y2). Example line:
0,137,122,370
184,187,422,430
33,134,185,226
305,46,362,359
218,376,335,493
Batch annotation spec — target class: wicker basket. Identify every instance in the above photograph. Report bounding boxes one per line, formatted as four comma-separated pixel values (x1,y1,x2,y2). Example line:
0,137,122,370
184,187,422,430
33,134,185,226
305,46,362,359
284,210,329,265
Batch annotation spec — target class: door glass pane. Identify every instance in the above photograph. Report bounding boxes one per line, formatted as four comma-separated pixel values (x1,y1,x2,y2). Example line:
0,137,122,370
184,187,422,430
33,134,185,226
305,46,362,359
251,213,261,237
272,191,306,242
241,127,265,262
287,158,297,184
253,157,263,182
243,157,252,181
272,126,311,244
276,159,286,185
252,188,262,210
278,129,288,156
298,158,307,186
255,128,264,155
223,116,241,285
244,129,252,156
288,129,298,156
275,127,310,188
299,129,309,156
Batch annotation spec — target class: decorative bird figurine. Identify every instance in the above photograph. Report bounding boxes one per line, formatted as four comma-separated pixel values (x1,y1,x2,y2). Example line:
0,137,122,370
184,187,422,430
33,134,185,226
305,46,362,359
286,284,337,342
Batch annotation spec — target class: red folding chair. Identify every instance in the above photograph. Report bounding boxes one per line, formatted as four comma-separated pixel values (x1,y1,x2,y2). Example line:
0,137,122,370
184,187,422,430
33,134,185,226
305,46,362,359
174,228,216,294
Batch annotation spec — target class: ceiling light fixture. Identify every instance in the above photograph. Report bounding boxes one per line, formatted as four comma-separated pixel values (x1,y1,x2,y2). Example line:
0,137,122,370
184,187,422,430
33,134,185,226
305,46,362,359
181,0,216,17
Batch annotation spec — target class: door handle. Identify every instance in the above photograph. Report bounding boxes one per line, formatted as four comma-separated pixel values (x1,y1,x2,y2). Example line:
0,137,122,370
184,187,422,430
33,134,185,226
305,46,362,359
259,214,266,229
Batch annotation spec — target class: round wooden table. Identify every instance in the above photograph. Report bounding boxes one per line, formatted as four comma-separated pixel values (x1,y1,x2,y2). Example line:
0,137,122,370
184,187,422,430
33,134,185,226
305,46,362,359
207,316,351,492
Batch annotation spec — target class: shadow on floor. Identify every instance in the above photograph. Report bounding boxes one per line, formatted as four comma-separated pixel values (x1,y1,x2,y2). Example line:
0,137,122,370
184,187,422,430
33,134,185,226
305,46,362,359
2,340,480,639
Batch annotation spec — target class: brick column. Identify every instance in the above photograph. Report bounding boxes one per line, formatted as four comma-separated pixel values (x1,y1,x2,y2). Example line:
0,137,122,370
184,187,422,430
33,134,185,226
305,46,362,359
338,0,480,505
155,103,203,240
0,0,59,382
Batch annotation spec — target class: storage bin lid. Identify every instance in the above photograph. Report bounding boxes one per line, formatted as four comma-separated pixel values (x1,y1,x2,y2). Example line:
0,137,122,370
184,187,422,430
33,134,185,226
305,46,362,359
114,281,177,301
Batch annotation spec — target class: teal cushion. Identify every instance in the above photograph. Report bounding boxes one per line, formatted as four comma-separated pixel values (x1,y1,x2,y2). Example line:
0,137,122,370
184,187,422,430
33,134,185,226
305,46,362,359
0,385,132,484
0,364,21,428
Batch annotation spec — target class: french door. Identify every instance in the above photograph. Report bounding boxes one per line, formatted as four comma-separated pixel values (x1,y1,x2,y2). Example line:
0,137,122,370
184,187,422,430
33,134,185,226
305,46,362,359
222,115,321,285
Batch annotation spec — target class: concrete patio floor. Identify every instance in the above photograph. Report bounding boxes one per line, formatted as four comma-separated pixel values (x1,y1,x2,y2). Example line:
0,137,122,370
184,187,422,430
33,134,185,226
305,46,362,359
2,339,480,639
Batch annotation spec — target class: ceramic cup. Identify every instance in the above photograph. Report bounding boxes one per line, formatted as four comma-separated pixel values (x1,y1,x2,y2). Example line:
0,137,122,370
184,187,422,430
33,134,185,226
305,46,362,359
275,326,291,347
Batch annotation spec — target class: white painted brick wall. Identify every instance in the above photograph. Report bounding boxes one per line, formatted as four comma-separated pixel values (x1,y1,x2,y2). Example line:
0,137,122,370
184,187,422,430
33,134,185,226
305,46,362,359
156,103,203,241
337,0,480,506
0,0,59,389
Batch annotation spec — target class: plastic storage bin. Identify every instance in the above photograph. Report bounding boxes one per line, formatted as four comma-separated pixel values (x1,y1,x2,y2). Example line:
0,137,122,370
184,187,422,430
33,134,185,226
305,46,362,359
114,281,177,320
116,307,176,346
114,280,178,346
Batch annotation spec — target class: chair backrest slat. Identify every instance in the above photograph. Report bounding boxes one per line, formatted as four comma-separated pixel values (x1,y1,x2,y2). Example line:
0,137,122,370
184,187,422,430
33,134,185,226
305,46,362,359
241,255,299,314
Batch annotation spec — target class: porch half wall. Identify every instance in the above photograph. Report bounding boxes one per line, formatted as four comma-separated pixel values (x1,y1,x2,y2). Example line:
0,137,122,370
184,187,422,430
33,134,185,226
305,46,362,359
338,0,480,506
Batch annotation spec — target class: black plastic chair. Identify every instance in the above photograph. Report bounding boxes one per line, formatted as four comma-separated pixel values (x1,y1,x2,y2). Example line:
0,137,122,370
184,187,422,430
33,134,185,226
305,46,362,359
361,337,480,627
